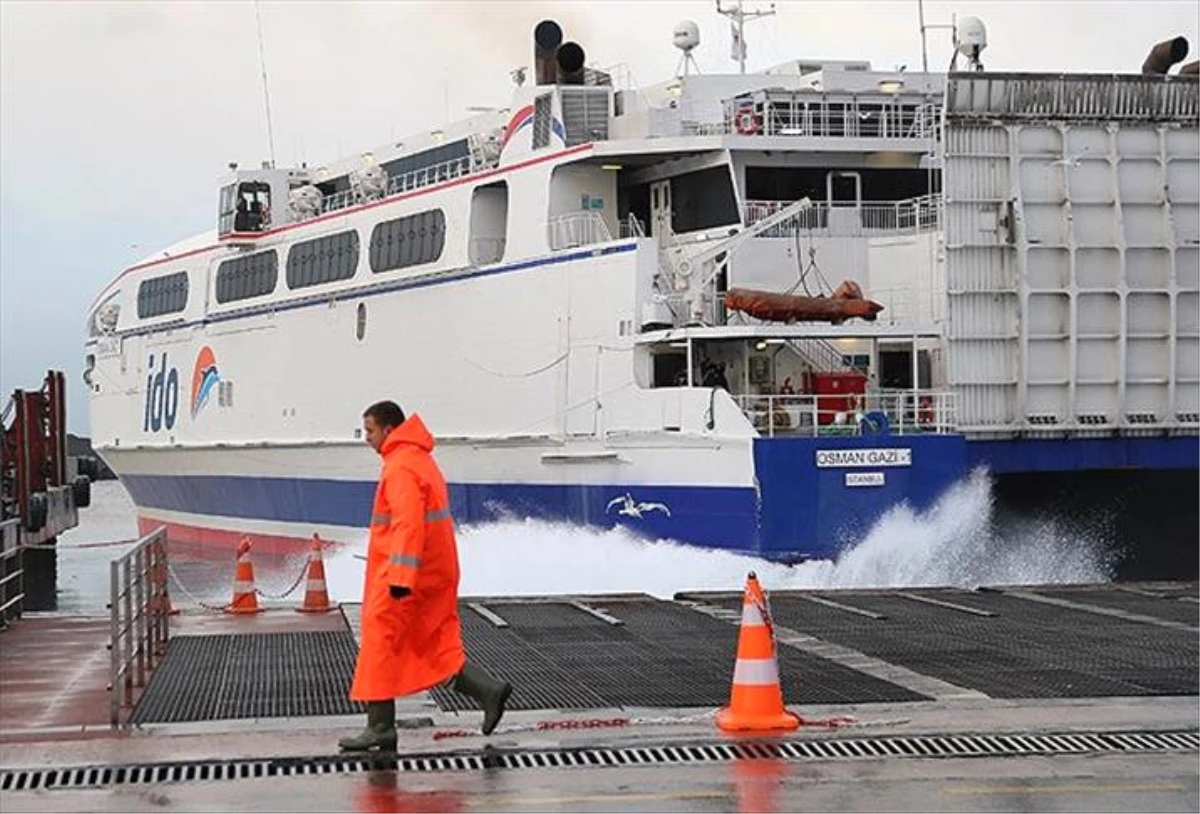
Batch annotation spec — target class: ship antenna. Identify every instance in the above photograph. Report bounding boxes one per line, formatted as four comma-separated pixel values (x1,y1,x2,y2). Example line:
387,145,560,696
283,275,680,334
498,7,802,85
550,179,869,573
253,0,278,168
716,0,775,75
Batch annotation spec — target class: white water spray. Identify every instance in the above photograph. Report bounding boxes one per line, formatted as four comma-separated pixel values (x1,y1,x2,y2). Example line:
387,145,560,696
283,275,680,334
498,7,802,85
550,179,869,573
323,470,1115,601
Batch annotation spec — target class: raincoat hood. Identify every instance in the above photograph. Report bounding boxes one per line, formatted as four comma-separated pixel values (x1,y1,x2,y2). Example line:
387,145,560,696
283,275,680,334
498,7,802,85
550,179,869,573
381,414,434,457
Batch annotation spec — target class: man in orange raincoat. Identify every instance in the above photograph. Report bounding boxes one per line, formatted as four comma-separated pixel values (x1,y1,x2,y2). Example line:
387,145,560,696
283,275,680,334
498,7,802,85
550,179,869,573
340,400,512,752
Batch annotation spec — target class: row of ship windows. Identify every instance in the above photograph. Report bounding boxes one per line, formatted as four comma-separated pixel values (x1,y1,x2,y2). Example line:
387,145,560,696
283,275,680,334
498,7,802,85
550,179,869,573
136,210,446,318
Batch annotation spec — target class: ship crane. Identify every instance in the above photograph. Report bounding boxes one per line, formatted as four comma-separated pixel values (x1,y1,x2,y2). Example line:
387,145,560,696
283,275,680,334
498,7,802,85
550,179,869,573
660,196,813,324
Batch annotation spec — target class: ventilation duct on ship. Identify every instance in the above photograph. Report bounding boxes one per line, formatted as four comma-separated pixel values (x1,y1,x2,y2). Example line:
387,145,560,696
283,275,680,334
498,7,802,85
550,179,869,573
534,20,563,86
1180,61,1200,75
556,41,587,85
1141,36,1189,74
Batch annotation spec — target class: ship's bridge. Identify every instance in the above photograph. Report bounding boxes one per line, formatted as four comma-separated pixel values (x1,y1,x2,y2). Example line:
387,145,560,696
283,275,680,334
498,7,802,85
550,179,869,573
216,166,310,244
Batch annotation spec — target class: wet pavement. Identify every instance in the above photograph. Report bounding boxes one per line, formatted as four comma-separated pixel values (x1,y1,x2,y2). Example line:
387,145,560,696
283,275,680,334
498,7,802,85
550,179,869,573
1,584,1197,813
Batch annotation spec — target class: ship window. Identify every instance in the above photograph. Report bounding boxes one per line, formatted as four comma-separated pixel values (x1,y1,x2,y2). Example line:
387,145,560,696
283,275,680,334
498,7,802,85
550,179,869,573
368,210,446,273
136,271,189,319
469,182,508,264
219,181,272,235
286,230,360,289
671,166,740,233
215,250,279,303
745,167,938,204
532,93,552,150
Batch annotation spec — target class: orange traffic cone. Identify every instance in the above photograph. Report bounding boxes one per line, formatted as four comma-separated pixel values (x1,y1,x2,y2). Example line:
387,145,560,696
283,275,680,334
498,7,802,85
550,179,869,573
225,537,264,614
716,572,800,733
296,533,335,613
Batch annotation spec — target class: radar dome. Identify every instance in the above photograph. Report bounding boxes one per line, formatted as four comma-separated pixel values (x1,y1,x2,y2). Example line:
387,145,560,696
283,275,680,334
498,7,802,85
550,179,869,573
673,20,700,53
955,16,987,56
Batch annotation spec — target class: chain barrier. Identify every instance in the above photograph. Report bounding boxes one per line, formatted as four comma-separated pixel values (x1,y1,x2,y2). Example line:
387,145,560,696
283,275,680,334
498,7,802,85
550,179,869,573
253,558,309,600
164,560,232,612
796,714,860,728
753,588,776,645
21,537,140,551
432,710,718,741
163,553,310,610
429,710,906,742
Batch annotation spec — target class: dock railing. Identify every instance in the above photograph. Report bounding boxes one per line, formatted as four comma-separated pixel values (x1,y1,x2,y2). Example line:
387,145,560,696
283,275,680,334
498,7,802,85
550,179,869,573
108,526,170,727
0,518,23,628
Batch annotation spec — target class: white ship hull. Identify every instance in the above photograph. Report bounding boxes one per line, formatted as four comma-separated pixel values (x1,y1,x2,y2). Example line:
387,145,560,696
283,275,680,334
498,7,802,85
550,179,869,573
85,23,1198,562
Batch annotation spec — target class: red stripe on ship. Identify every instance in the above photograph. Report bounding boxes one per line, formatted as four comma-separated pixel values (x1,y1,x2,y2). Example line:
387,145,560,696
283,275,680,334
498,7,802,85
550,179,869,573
500,104,534,150
93,142,593,306
138,516,352,562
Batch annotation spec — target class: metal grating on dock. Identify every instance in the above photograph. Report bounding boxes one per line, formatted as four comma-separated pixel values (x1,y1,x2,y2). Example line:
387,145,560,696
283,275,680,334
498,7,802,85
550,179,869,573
429,599,927,712
676,587,1199,699
1029,587,1200,627
129,632,364,724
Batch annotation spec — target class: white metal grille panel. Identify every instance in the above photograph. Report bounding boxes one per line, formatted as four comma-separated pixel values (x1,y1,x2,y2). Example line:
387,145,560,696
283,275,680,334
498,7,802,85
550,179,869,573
945,72,1200,433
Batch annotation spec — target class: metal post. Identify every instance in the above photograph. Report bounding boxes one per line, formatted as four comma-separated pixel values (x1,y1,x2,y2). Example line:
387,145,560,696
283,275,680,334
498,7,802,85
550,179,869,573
912,334,920,430
122,557,133,706
159,540,168,653
109,560,119,727
152,539,165,656
918,0,929,74
133,547,145,688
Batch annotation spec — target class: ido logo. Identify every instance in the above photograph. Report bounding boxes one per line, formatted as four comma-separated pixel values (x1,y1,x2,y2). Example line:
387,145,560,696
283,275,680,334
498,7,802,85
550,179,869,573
143,352,180,432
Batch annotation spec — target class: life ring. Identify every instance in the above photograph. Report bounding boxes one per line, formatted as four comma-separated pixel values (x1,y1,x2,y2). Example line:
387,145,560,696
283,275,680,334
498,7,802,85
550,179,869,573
733,109,760,135
860,411,891,436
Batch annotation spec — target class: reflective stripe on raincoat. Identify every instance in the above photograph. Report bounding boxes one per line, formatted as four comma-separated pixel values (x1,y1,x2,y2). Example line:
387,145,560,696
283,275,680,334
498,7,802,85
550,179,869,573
350,414,466,701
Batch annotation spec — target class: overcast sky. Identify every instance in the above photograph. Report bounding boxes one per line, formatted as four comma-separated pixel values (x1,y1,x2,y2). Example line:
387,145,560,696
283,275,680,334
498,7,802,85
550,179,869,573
2,0,1197,433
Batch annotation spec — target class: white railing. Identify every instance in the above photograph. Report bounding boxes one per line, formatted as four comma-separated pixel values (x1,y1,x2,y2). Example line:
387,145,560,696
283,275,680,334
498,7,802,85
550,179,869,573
618,214,646,238
671,100,942,141
734,390,957,437
781,336,846,373
743,194,943,237
548,211,613,251
309,153,501,220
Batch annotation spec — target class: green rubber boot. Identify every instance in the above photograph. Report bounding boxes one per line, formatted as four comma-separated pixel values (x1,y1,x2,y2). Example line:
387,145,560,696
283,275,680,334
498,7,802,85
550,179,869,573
338,700,397,752
452,661,512,735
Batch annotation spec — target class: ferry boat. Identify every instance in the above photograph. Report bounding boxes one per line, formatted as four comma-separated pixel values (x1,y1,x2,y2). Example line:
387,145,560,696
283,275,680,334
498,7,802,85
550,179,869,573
84,16,1199,561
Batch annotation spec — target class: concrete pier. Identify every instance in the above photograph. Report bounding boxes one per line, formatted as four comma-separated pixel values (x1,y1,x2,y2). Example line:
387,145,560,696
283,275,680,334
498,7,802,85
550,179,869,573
0,582,1196,812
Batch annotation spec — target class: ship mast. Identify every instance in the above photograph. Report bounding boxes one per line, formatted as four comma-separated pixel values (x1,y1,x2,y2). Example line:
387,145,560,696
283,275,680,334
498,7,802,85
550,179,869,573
716,0,776,75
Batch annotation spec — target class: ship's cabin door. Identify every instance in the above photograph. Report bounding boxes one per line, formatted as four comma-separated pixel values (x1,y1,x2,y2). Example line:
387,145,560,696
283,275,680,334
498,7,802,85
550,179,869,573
650,180,672,237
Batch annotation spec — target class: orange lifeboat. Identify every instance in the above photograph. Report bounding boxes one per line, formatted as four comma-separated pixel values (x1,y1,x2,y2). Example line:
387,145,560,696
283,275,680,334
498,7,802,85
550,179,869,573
724,281,883,325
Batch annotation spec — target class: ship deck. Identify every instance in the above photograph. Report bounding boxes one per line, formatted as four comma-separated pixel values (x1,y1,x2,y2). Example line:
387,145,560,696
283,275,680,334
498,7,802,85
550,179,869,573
1,582,1197,812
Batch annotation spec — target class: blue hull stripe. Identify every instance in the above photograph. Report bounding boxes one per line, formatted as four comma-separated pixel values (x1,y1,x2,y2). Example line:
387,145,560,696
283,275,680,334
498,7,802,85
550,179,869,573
119,475,760,553
118,436,1194,561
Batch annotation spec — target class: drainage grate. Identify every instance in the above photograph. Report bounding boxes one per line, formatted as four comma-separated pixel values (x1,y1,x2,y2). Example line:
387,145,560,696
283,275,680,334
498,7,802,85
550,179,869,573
2,730,1195,792
130,632,364,724
430,600,926,712
682,589,1199,699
